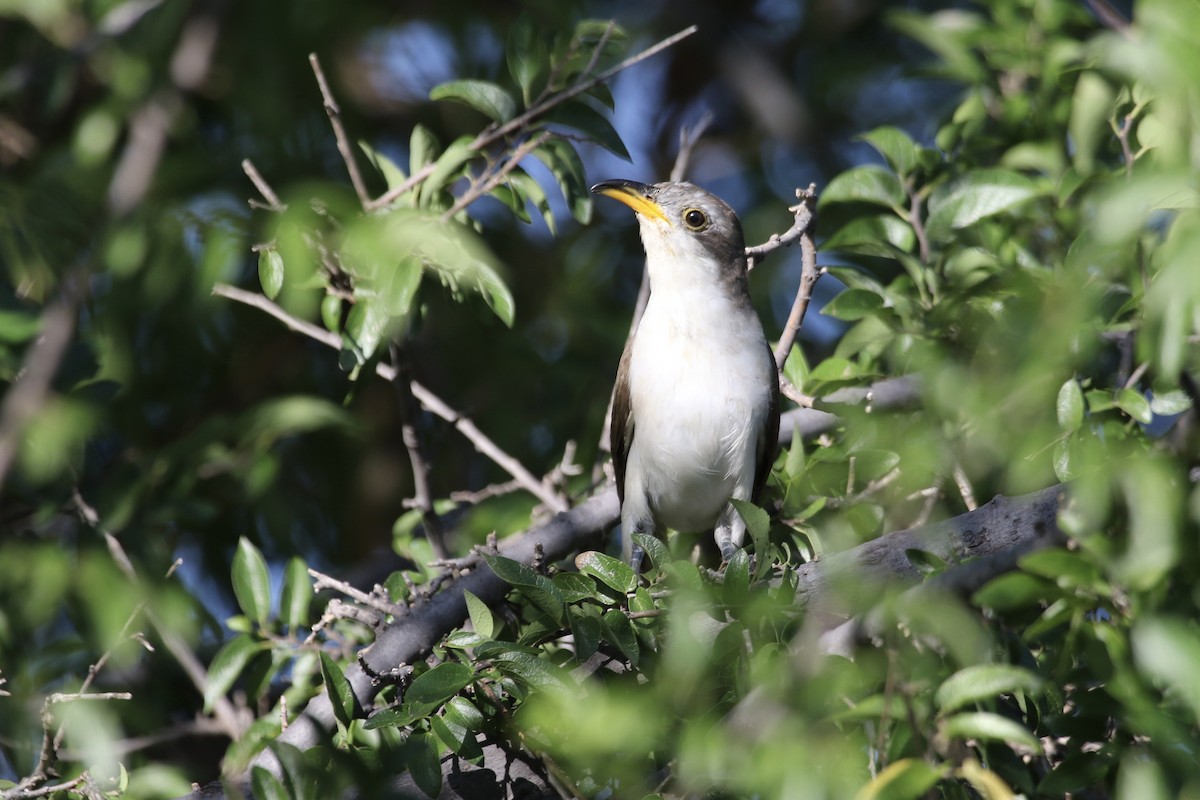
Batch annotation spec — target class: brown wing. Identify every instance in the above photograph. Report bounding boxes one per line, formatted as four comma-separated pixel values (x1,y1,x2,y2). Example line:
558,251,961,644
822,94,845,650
752,344,781,503
610,337,636,505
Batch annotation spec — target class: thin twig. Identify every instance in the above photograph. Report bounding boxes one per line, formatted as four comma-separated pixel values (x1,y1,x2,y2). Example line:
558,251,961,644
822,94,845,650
308,568,408,618
309,53,371,208
440,131,553,221
746,183,817,270
367,25,699,212
669,111,714,183
389,342,448,559
951,463,977,512
71,491,245,741
211,283,567,512
242,158,285,211
772,185,821,371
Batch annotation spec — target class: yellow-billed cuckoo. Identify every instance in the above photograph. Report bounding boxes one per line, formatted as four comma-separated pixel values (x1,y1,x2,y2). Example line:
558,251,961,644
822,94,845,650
592,179,780,570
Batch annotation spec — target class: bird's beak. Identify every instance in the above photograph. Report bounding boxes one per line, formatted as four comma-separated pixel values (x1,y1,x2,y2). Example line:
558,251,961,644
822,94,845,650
591,179,670,225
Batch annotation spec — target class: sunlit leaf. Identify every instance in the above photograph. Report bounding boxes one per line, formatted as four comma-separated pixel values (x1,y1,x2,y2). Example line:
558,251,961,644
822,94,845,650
1056,379,1085,432
231,537,271,626
575,550,637,594
935,664,1044,712
204,634,264,713
463,590,494,639
939,711,1042,752
319,651,356,728
926,169,1041,237
406,662,473,706
279,557,312,631
430,79,516,123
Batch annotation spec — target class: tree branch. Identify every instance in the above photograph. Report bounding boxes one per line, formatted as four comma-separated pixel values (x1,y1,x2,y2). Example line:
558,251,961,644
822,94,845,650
309,53,371,208
211,283,567,512
765,184,820,371
367,25,699,212
388,342,449,559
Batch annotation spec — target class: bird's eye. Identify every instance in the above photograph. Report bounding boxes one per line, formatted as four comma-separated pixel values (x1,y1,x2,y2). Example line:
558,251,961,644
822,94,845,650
682,208,708,231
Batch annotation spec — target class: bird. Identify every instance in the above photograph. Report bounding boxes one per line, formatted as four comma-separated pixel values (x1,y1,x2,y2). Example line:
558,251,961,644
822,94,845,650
592,179,780,571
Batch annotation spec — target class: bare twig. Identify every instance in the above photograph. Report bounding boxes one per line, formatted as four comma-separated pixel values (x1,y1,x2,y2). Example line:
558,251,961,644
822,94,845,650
211,283,567,512
309,53,371,208
242,158,285,211
746,183,817,270
771,185,821,371
669,111,714,183
70,491,245,741
951,462,977,511
440,130,553,221
367,25,699,212
308,568,408,618
388,342,448,560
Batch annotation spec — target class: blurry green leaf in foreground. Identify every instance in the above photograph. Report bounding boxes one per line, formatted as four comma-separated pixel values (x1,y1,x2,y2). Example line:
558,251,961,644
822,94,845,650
341,210,514,326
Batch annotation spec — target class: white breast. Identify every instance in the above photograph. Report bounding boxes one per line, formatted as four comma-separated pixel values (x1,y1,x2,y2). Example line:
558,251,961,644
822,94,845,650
626,279,773,532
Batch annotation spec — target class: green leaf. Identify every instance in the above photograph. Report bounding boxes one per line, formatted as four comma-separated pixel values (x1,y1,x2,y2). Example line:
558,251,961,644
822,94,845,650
1132,617,1200,722
1115,388,1152,424
490,650,576,691
808,357,859,384
823,215,915,255
856,758,943,800
483,555,565,623
973,572,1058,611
279,557,312,631
359,139,407,193
343,297,392,363
487,183,531,223
820,165,906,209
204,634,263,713
532,137,591,224
430,79,516,123
1056,379,1085,432
935,664,1044,712
250,766,289,800
406,662,473,707
552,572,597,603
631,533,668,570
463,590,494,639
1068,71,1116,175
546,101,630,160
409,124,439,176
939,711,1042,753
420,136,475,208
601,609,639,666
729,499,770,577
258,250,284,300
569,610,602,662
444,696,485,732
232,537,271,626
1019,548,1102,590
926,169,1041,238
507,15,546,104
859,125,920,177
1149,389,1192,416
576,550,637,594
723,549,751,603
0,309,41,344
509,168,555,234
405,730,443,799
319,651,356,728
823,288,886,321
343,210,514,327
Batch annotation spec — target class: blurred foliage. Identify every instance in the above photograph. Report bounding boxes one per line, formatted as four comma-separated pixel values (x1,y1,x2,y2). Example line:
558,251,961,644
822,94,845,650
1,0,1199,797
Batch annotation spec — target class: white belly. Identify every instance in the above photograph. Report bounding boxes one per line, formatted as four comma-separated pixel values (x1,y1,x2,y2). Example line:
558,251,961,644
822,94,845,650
625,295,772,532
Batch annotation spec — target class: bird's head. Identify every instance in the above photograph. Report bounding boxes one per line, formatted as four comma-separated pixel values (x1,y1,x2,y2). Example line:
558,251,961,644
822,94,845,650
591,179,747,290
